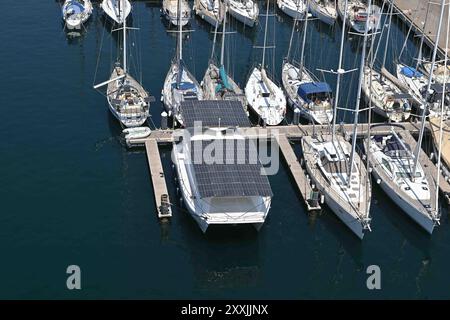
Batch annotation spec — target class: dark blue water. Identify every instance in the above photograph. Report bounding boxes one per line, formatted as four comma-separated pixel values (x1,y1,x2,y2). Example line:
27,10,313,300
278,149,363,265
1,0,449,299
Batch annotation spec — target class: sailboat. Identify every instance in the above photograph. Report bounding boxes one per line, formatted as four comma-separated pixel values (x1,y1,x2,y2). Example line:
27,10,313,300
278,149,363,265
301,0,372,239
202,2,247,110
277,0,307,20
162,0,191,27
162,0,203,126
245,0,286,126
337,0,378,34
309,0,337,26
62,0,93,30
366,0,448,234
228,0,259,27
100,0,131,25
94,0,151,128
281,0,333,124
193,0,223,27
362,0,411,122
422,62,450,84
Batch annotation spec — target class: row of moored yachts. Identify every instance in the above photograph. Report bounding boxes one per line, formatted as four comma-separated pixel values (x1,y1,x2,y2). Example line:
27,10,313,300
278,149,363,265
62,0,450,239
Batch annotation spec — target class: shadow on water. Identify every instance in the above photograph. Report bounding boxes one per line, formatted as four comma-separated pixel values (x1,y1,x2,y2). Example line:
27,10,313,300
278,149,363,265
372,183,432,256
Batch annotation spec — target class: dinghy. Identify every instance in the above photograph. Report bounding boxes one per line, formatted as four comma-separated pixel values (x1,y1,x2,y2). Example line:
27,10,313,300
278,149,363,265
123,126,152,139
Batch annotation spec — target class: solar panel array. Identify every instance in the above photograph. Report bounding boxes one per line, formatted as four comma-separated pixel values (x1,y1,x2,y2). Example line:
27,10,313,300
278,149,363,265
180,100,250,128
190,139,273,198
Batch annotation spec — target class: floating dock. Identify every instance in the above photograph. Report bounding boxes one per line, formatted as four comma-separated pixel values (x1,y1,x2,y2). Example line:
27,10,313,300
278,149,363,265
144,139,172,219
277,135,321,211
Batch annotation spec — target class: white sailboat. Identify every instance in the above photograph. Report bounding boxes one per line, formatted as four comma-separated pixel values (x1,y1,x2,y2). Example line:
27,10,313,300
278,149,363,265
94,0,151,128
193,0,223,27
309,0,337,26
228,0,259,27
337,0,378,34
277,0,307,20
162,0,203,126
362,0,411,122
375,0,449,234
245,0,286,126
162,0,191,27
100,0,131,25
62,0,93,30
172,128,273,232
364,131,438,233
202,2,247,110
281,1,333,124
301,0,372,239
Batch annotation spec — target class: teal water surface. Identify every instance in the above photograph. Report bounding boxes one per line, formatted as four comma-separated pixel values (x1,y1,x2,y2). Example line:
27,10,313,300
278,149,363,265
1,0,449,299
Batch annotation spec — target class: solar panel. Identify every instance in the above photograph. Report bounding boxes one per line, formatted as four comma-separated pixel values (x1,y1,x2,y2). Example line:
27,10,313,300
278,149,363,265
189,139,273,198
180,100,250,128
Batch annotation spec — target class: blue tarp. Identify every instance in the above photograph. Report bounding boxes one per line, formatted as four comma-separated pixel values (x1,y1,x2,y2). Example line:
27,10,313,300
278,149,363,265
297,82,332,102
173,81,196,91
400,66,423,78
215,65,233,93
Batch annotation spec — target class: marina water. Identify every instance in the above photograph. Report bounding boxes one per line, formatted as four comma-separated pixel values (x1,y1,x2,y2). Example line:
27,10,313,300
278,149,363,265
1,0,449,298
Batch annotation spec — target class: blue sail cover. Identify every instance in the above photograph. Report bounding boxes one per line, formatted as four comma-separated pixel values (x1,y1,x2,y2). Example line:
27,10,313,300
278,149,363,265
215,65,233,93
297,82,332,103
401,66,423,78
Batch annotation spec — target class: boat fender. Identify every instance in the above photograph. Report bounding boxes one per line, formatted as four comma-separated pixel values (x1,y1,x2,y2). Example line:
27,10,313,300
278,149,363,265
320,194,325,204
376,178,381,185
430,152,434,161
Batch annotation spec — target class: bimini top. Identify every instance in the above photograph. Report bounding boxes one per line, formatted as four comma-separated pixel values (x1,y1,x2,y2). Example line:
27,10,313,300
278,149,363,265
400,66,423,78
63,1,84,15
189,139,273,198
297,82,332,102
180,100,250,128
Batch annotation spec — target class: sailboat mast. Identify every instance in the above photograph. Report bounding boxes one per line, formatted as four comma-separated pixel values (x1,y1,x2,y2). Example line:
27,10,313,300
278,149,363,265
412,0,446,178
286,12,297,62
122,0,127,73
220,1,227,67
332,0,349,142
348,0,372,184
434,2,450,221
299,0,309,76
415,1,431,72
381,0,393,74
261,0,270,69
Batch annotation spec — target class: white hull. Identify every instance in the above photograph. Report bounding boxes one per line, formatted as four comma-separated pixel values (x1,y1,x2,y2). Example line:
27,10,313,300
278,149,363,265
228,0,258,27
362,67,411,123
309,0,336,26
101,0,131,25
277,0,307,20
106,68,150,128
171,132,272,233
281,62,333,124
62,0,93,30
194,0,222,27
302,135,371,239
245,67,286,126
337,0,378,34
162,62,203,125
162,0,191,26
371,167,435,234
